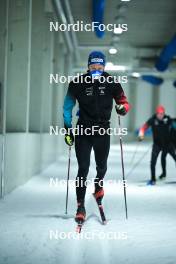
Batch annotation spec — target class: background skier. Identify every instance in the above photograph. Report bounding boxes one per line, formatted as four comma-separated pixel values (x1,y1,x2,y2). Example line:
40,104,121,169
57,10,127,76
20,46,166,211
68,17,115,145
138,105,176,185
159,117,176,179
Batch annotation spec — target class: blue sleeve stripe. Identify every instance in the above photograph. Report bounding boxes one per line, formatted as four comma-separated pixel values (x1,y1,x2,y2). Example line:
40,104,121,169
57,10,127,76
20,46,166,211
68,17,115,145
172,121,176,129
63,94,76,128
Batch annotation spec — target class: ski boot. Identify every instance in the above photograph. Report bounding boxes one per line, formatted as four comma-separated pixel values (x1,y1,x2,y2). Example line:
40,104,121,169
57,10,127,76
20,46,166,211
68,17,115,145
93,188,104,204
159,173,166,180
75,201,86,223
147,179,156,186
93,188,106,224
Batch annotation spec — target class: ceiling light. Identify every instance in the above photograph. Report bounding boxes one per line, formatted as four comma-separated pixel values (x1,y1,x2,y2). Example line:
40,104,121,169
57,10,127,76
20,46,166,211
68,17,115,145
106,62,114,67
131,72,141,78
109,48,117,54
105,63,126,71
114,27,123,34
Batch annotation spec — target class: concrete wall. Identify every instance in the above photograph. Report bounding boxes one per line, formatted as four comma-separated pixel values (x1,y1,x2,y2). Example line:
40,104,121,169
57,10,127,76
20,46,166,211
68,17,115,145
123,78,176,136
0,0,68,196
134,80,153,129
158,80,176,116
111,78,154,143
4,133,57,194
133,79,176,128
0,0,7,197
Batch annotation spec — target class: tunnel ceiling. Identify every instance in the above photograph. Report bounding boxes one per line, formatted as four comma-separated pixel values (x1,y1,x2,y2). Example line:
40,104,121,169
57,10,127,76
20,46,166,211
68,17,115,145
69,0,176,73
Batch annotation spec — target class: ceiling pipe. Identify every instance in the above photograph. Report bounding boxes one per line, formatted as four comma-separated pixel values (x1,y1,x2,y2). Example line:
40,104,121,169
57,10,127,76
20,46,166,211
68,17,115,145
141,75,164,85
92,0,105,38
63,0,80,62
52,0,73,54
155,34,176,72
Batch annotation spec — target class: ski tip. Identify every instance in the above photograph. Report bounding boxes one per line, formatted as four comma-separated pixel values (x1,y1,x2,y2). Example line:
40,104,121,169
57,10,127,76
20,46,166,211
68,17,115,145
76,220,84,233
75,215,86,223
76,225,82,233
75,216,84,232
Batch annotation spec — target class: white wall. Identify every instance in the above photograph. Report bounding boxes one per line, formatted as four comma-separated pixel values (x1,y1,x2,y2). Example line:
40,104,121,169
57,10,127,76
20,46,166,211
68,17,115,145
135,80,153,128
1,0,70,196
158,80,176,117
4,133,59,194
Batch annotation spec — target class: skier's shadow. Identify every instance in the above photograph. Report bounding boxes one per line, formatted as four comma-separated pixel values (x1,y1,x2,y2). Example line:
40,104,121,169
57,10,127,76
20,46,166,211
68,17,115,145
138,180,148,183
165,181,176,185
86,213,107,225
26,214,75,220
26,213,100,221
26,213,109,225
137,180,176,186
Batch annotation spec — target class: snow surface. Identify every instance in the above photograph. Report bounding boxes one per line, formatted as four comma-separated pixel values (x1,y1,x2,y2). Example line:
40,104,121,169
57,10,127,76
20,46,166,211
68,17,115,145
0,142,176,264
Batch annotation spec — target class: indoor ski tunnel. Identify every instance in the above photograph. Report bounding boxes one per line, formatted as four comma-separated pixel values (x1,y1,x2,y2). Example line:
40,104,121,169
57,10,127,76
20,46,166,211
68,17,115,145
0,1,176,264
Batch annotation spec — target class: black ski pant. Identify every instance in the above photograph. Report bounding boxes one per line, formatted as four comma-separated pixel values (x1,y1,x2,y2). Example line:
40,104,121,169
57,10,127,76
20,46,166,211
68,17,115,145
151,143,176,181
75,134,110,204
160,151,167,176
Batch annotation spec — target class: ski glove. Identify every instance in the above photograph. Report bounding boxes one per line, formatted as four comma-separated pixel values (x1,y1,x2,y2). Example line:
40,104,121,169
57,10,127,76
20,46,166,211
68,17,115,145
115,104,127,116
64,125,74,146
65,132,74,146
138,135,144,141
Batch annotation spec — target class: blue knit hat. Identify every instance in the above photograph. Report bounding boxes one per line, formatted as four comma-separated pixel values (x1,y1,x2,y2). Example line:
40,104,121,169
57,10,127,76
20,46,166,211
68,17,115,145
88,51,106,66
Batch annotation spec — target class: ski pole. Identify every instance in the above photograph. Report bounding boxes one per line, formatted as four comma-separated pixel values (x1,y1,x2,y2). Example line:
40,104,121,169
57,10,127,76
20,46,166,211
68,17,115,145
65,146,71,214
118,115,128,220
129,141,140,167
126,144,152,178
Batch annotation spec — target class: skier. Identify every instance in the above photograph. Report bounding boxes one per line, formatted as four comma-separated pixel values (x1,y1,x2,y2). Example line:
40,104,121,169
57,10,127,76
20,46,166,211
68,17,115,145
159,117,176,180
138,105,176,185
63,51,130,223
171,118,176,148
